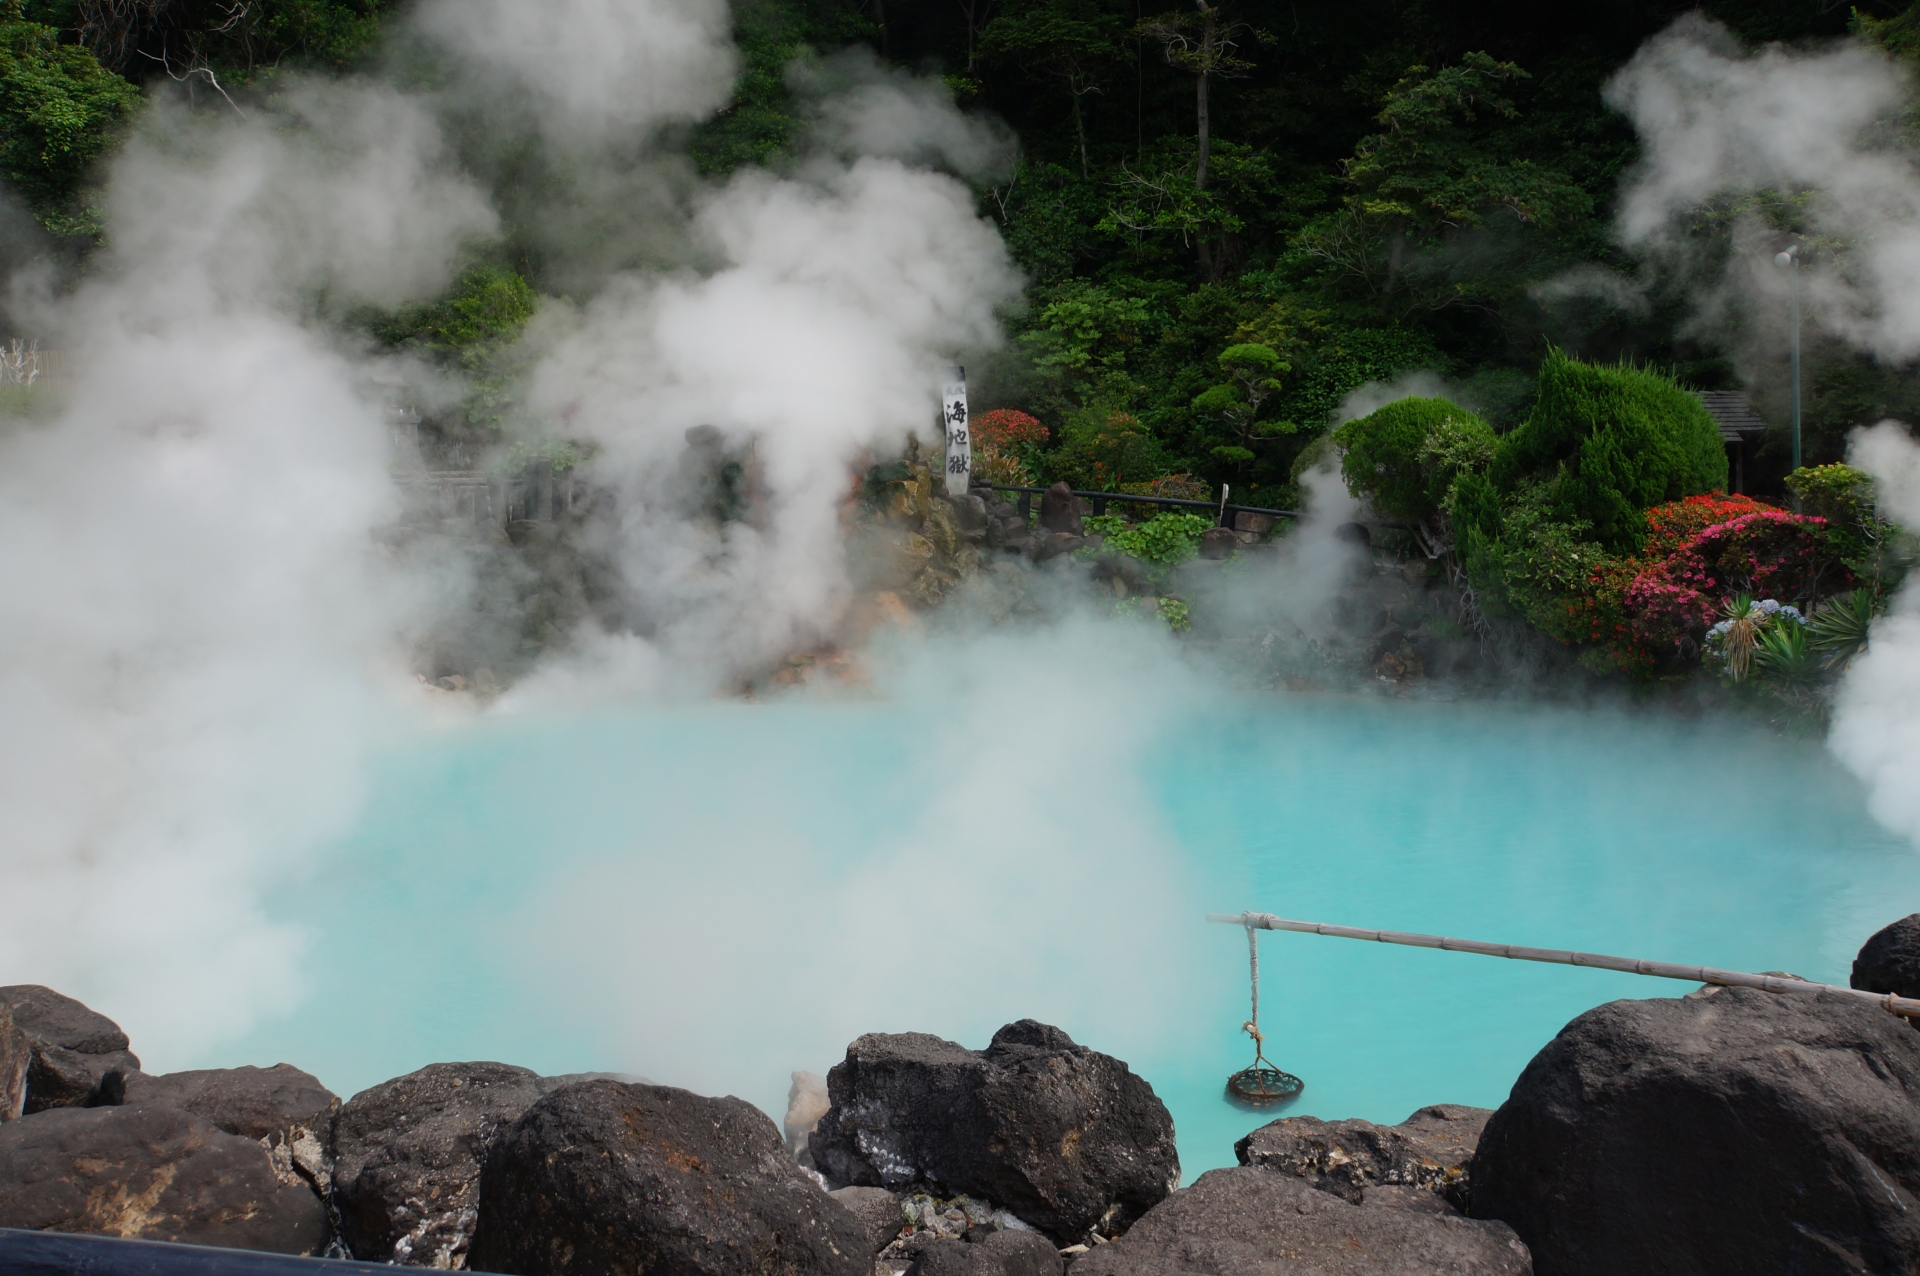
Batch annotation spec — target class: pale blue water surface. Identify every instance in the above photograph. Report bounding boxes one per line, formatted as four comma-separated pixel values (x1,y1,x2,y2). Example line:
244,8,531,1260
219,692,1920,1176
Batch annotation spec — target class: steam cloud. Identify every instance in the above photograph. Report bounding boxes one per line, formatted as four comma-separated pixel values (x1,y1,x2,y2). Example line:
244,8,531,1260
1604,17,1920,361
0,0,1022,1060
1604,19,1920,851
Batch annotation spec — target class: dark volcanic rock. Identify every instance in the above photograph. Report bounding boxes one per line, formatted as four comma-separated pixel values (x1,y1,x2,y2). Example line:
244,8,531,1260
1038,483,1083,535
0,985,141,1113
467,1079,867,1276
0,1003,27,1122
808,1019,1179,1243
1236,1104,1490,1210
0,1103,329,1254
121,1064,339,1193
1069,1167,1530,1276
332,1061,546,1266
904,1226,1063,1276
1199,526,1238,559
1471,986,1920,1276
1853,914,1920,1002
831,1185,905,1255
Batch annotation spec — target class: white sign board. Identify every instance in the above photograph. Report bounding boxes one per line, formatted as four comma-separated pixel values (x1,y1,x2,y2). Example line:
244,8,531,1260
940,366,970,497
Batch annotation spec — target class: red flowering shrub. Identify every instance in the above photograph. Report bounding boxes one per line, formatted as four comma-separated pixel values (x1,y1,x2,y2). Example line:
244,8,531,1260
1641,492,1773,559
1625,510,1843,653
972,409,1049,450
1559,557,1655,676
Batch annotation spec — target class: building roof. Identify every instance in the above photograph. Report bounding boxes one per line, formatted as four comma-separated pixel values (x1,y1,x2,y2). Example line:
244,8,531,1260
1693,390,1768,442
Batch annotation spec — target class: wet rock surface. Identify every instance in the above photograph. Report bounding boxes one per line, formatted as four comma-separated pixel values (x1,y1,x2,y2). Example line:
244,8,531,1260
1037,482,1083,535
467,1079,868,1276
1068,1166,1530,1276
331,1061,547,1266
1852,913,1920,1002
0,985,141,1113
1470,986,1920,1276
900,1225,1062,1276
809,1020,1178,1244
1236,1104,1490,1210
120,1064,339,1194
0,1003,27,1122
830,1185,905,1255
0,1102,329,1254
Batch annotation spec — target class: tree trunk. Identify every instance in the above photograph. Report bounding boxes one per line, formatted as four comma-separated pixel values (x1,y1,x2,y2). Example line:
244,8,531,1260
1071,88,1089,180
1194,60,1211,188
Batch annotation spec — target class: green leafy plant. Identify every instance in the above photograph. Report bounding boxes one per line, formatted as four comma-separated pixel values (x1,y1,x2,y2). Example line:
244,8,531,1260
1490,348,1728,551
0,6,138,236
1753,620,1819,684
1809,587,1876,669
1334,396,1495,560
1085,510,1211,567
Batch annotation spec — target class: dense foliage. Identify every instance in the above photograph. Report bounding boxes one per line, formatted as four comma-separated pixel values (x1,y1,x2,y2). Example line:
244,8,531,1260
1486,349,1727,551
6,0,1917,697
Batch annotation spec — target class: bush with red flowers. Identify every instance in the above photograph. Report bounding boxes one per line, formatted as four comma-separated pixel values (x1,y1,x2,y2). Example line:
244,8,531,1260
1625,509,1847,655
971,409,1049,450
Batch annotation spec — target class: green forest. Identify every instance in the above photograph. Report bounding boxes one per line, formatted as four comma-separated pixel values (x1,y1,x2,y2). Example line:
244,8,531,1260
1,0,1914,696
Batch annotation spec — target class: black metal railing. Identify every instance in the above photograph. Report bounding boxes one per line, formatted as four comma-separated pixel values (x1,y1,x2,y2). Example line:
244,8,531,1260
972,484,1300,529
0,1227,395,1275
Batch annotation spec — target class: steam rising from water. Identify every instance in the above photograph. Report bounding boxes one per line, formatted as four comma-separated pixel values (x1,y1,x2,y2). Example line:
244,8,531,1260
0,0,1020,1057
1603,18,1920,853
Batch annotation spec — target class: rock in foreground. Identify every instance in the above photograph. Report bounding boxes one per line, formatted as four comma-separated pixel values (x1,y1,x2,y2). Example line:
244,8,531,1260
1471,986,1920,1275
0,1004,27,1122
809,1020,1177,1244
467,1079,867,1276
1236,1104,1490,1210
0,1103,328,1254
332,1061,548,1266
1853,913,1920,1002
0,985,141,1113
901,1225,1062,1276
1069,1167,1530,1276
121,1063,339,1193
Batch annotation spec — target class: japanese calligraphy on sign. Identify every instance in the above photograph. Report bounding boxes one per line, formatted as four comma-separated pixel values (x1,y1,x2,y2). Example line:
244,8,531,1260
940,365,970,497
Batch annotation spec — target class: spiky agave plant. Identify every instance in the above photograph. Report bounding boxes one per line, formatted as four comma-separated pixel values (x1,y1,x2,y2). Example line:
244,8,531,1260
1810,588,1876,670
1754,620,1820,683
1714,594,1762,683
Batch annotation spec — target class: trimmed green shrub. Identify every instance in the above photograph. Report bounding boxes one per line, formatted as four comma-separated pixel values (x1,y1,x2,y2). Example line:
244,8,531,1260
1334,396,1496,529
1491,349,1727,551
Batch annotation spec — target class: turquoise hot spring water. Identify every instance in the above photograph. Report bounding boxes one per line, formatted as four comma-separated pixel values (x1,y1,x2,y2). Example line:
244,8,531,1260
215,681,1920,1177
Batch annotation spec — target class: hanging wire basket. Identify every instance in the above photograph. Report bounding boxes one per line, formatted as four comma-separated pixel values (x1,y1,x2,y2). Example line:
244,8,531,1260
1224,920,1303,1108
1226,1063,1304,1107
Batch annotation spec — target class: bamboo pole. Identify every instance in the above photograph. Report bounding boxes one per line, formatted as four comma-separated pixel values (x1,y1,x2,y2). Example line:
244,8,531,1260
1207,911,1920,1019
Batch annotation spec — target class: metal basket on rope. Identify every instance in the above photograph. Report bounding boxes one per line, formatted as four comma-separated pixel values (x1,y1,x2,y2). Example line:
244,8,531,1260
1225,919,1302,1108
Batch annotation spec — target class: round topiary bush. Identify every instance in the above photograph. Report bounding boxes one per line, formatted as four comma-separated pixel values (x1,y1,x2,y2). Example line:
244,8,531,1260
1491,349,1727,551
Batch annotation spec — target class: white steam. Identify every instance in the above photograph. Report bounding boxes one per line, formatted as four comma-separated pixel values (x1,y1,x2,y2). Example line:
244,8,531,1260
1830,422,1920,848
0,0,1025,1062
0,86,492,1054
525,157,1020,672
1604,17,1920,360
411,0,737,143
1330,372,1454,426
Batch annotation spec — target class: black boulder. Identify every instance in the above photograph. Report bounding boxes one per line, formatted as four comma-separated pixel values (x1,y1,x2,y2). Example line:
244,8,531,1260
1068,1166,1529,1276
1853,914,1920,1002
1470,986,1920,1275
466,1079,868,1276
331,1061,547,1266
0,985,141,1113
808,1020,1178,1243
0,1103,328,1254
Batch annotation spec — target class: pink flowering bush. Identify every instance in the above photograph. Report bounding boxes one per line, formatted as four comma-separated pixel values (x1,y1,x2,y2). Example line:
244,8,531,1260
1625,509,1846,655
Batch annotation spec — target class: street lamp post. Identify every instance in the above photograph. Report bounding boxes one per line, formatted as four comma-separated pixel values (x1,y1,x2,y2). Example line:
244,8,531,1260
1774,246,1801,475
